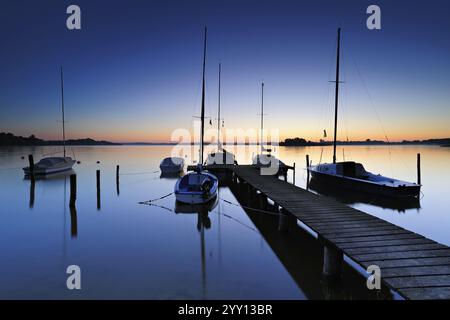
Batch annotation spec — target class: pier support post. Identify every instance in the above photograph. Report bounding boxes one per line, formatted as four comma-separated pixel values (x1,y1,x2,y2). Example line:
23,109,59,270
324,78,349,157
96,170,101,210
69,174,77,207
278,208,290,233
417,153,421,185
257,193,268,210
28,154,35,180
323,244,343,278
306,154,310,189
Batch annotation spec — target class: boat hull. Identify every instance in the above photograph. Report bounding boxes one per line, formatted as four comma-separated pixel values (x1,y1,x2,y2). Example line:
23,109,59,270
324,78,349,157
160,164,183,174
174,171,219,204
160,157,184,174
308,169,420,198
23,159,76,176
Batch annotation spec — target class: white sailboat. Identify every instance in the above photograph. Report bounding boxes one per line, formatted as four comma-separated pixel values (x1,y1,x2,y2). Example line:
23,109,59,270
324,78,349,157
174,27,219,204
252,82,285,168
23,67,76,176
307,28,421,198
206,63,236,165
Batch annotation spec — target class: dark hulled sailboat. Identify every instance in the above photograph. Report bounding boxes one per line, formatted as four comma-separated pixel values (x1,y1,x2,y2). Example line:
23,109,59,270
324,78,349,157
307,28,421,198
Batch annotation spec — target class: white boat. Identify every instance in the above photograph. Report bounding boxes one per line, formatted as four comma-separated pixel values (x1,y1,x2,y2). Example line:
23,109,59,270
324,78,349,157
307,28,421,198
175,27,219,204
252,149,285,167
23,157,76,176
160,157,184,173
205,63,236,166
174,167,219,204
251,84,285,170
206,149,236,165
23,67,76,177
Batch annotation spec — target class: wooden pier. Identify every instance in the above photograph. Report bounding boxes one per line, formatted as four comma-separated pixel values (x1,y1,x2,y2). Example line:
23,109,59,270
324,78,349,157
189,164,450,300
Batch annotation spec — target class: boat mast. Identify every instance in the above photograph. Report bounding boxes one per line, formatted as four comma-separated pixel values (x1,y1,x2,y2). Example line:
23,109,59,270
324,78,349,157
332,28,341,164
60,66,66,158
217,63,221,149
260,82,264,153
200,27,207,164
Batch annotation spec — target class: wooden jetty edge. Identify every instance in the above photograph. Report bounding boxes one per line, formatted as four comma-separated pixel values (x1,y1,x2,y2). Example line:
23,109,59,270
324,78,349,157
188,164,450,300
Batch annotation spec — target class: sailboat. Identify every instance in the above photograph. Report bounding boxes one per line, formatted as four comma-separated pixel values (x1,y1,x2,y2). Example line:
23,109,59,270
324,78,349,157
205,63,236,165
252,82,285,168
174,27,219,204
307,28,421,198
23,67,76,176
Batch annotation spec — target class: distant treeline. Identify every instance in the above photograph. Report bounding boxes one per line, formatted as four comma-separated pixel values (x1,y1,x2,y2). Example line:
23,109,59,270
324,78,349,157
0,132,120,146
280,137,450,147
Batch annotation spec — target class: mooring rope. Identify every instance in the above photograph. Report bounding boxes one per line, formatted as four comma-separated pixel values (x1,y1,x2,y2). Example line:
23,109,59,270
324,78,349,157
120,170,160,176
219,197,279,216
213,209,259,233
138,192,174,205
139,201,174,213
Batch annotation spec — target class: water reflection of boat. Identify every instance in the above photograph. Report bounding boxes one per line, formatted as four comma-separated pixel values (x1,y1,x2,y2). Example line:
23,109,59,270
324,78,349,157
308,178,421,212
160,171,183,180
174,190,217,299
174,195,218,214
25,169,75,181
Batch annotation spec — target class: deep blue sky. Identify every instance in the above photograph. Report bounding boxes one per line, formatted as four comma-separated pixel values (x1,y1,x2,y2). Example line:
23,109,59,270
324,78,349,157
1,0,449,142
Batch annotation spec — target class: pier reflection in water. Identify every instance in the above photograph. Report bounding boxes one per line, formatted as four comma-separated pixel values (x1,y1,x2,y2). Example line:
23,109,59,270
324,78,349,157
308,178,421,213
225,177,393,300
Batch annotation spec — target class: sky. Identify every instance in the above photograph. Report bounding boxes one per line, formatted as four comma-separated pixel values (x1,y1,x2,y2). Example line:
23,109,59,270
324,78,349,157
0,0,449,143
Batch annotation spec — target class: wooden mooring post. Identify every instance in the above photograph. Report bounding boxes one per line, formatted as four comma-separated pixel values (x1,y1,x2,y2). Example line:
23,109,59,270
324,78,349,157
417,153,421,185
278,208,290,233
29,179,35,209
293,162,296,185
70,206,78,238
306,154,310,189
28,154,35,180
116,165,120,195
69,174,77,207
96,170,101,210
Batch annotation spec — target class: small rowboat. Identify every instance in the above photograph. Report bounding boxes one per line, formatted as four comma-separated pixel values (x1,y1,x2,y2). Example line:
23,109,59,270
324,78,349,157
174,168,219,204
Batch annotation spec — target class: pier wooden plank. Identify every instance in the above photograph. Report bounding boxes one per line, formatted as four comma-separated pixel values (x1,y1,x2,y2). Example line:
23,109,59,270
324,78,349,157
385,275,450,289
397,287,450,300
338,238,434,249
361,257,450,269
344,243,446,255
382,266,450,278
354,249,450,262
202,164,450,300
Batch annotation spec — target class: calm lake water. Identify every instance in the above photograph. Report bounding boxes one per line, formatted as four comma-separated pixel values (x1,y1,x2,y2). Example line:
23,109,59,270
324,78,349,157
0,145,448,299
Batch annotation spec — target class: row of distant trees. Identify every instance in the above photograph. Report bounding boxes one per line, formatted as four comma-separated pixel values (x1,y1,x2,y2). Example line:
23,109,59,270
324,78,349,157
280,137,450,147
0,132,118,146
